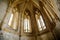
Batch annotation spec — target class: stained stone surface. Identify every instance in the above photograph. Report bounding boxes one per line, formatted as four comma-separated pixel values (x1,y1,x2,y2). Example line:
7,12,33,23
0,31,56,40
37,32,54,40
0,31,4,40
3,31,19,40
0,34,4,40
57,0,60,11
21,36,35,40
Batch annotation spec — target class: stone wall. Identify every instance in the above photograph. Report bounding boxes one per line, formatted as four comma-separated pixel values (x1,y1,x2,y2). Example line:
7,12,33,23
0,0,8,23
3,31,19,40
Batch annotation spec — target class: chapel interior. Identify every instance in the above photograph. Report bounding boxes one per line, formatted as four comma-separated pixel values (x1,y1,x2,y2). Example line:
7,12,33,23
0,0,60,40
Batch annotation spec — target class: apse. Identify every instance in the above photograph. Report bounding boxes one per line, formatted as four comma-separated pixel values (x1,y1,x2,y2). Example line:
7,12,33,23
0,0,60,40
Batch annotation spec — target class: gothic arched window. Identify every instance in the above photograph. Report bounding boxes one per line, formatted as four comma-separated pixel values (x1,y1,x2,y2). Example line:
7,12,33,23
8,11,18,30
35,11,46,31
23,13,32,33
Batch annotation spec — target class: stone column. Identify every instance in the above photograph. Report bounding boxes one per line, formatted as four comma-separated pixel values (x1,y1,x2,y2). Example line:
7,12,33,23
28,7,38,40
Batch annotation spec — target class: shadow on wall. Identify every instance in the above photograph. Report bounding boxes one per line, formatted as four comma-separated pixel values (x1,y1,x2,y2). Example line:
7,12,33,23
54,21,60,40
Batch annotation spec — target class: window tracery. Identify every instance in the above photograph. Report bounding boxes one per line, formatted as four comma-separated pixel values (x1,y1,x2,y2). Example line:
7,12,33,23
35,11,46,31
23,12,32,33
